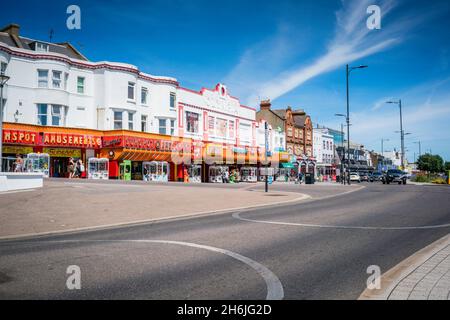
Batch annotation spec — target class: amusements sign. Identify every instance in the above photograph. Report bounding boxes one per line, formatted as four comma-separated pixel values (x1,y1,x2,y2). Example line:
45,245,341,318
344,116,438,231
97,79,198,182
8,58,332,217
43,133,102,148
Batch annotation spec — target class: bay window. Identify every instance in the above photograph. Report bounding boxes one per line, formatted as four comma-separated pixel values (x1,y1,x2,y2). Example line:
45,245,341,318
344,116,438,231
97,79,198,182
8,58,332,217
128,82,135,100
114,111,123,130
38,70,48,88
52,71,62,88
77,77,85,94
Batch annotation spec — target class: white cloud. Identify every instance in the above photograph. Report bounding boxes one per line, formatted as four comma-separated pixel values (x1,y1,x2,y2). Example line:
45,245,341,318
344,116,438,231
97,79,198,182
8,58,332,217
224,0,419,106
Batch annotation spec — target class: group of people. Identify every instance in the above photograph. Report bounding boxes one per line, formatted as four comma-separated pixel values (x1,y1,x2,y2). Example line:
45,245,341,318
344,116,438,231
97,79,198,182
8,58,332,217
68,157,85,179
222,169,240,183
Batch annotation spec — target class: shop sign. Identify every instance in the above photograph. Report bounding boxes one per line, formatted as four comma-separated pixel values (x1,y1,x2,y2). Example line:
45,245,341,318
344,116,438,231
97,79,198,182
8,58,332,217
3,129,38,145
2,145,34,155
43,148,81,158
43,133,102,148
104,135,191,153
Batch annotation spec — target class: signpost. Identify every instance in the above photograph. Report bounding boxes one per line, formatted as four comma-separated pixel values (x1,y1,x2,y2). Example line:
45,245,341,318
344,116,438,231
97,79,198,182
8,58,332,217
264,122,269,193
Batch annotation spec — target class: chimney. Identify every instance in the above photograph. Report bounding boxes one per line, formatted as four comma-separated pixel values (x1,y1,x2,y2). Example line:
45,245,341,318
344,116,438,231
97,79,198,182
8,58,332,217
260,99,271,110
1,24,20,37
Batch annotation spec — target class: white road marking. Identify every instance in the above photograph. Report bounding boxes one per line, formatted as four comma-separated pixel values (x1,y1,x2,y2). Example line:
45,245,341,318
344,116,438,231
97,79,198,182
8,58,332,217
232,212,450,231
0,189,36,195
34,239,284,300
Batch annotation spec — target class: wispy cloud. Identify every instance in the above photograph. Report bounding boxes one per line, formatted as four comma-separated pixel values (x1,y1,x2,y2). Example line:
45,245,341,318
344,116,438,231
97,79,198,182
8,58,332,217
225,0,421,106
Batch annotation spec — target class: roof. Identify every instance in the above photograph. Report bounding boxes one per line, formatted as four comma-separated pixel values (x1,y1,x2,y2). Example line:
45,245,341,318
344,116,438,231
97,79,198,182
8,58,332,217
0,24,88,61
293,114,307,128
270,109,286,120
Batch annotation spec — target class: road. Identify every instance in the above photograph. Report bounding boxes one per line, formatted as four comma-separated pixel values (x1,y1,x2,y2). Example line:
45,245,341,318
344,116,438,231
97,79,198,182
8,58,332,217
1,183,449,300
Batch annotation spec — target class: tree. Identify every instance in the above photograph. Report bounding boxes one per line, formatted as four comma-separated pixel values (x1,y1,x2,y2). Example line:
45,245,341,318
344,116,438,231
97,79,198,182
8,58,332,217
445,161,450,172
417,153,444,173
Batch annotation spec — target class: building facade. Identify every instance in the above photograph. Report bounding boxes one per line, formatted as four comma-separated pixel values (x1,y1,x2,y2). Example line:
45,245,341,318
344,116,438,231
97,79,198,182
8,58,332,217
313,127,335,180
0,24,287,181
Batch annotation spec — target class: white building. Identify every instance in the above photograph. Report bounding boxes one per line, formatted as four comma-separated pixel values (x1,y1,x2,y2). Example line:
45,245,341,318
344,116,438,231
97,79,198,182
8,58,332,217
0,24,179,135
313,127,335,179
0,23,290,180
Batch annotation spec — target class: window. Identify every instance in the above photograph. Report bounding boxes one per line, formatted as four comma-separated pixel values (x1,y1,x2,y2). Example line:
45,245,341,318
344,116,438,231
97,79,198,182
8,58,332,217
229,121,235,139
0,62,7,73
37,104,48,125
77,77,85,94
52,71,62,88
208,116,215,135
113,111,123,130
216,118,227,137
35,42,49,52
51,105,66,126
38,70,48,88
159,119,167,135
141,115,147,132
170,119,175,136
170,93,176,109
141,87,148,105
128,112,134,130
185,111,199,133
287,127,293,137
128,82,135,100
64,73,69,90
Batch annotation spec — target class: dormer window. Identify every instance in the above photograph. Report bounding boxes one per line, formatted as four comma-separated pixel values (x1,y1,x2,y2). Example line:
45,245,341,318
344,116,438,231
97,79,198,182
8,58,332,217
35,42,49,53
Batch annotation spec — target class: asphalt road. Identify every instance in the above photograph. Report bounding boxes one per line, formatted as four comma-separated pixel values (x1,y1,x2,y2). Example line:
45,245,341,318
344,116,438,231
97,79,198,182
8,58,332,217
1,183,449,300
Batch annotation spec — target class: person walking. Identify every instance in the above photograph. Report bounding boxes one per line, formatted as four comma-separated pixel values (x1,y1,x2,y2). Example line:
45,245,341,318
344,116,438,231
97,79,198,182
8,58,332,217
68,157,75,179
14,154,24,172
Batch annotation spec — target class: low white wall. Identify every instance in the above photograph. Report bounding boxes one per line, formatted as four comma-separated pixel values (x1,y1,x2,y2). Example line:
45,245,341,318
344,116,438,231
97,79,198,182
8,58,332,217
0,173,43,192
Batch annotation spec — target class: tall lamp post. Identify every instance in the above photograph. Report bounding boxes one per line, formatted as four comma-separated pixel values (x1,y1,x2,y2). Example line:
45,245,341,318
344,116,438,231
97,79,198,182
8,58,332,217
386,99,409,170
0,71,11,172
345,64,368,184
413,141,421,162
381,138,389,171
335,114,346,185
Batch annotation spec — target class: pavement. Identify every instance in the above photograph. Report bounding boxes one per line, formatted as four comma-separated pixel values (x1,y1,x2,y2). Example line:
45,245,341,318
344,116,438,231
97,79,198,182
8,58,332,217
0,179,360,239
360,234,450,300
0,182,449,299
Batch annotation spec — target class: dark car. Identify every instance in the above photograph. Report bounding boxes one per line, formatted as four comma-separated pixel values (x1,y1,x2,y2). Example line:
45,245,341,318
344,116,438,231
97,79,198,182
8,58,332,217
382,169,407,185
370,172,383,182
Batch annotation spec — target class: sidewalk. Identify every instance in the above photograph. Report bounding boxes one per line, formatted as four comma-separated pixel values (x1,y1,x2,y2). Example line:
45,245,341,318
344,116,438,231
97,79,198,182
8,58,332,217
360,234,450,300
0,180,309,239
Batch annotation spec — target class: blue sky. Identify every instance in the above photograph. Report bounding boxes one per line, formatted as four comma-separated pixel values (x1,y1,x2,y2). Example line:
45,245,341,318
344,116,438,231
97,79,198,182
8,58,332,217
2,0,450,161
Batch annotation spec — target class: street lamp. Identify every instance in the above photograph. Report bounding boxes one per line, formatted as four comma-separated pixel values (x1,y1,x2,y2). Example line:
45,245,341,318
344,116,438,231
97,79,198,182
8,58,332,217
0,72,10,172
386,99,409,170
335,113,346,185
413,141,422,161
381,138,389,170
346,64,368,184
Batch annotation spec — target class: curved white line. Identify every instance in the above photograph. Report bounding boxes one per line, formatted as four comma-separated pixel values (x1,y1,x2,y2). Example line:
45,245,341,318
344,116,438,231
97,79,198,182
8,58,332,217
39,239,284,300
232,212,450,231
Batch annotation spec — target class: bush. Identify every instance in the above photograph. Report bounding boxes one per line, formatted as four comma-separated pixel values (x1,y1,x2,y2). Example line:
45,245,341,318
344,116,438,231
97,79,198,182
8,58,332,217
413,174,430,183
432,177,446,184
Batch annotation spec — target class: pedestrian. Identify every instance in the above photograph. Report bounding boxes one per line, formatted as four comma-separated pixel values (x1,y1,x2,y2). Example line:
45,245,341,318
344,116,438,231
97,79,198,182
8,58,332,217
14,154,24,172
78,159,85,178
223,169,229,183
68,157,75,179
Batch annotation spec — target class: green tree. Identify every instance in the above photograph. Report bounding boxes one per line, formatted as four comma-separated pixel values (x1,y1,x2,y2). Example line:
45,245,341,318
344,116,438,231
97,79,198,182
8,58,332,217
445,161,450,172
417,154,444,173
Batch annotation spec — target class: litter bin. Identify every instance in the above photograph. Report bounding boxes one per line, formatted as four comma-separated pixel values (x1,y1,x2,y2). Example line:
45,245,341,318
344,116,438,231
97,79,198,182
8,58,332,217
305,173,315,185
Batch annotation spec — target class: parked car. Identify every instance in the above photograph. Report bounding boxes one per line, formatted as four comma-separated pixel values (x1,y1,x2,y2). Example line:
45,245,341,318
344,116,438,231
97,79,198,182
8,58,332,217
382,169,407,185
349,172,361,183
370,172,383,182
360,171,370,182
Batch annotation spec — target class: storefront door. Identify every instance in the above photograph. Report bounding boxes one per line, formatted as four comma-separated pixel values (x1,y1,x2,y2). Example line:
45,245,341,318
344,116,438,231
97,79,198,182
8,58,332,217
51,158,69,178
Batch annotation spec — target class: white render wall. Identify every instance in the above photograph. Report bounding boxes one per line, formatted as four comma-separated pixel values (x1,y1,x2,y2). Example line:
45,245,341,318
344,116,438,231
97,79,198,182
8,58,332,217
0,43,178,135
313,128,334,165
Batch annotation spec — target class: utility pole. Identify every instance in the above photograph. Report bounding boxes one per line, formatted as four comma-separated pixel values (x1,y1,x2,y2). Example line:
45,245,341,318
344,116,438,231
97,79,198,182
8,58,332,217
341,123,345,185
381,138,389,171
264,121,269,193
346,64,368,185
0,71,11,172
